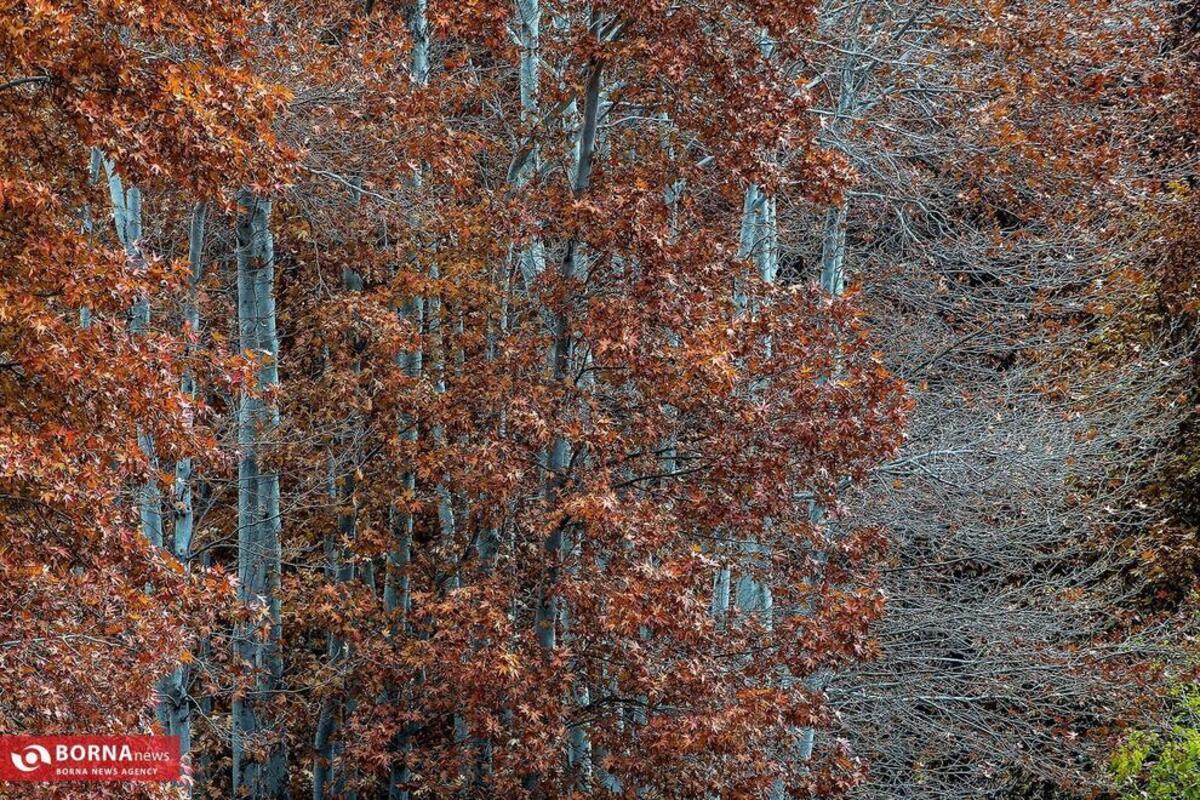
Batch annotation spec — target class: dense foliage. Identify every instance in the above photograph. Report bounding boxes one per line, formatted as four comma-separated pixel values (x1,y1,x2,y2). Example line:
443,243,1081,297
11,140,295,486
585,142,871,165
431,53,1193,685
0,0,1197,799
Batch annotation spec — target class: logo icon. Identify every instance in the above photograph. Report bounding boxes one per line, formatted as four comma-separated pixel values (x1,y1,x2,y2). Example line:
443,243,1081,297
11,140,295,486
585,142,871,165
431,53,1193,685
9,745,50,773
0,735,180,782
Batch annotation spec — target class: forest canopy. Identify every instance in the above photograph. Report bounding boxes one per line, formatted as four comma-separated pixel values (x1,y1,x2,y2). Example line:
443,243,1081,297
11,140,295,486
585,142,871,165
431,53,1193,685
0,0,1198,798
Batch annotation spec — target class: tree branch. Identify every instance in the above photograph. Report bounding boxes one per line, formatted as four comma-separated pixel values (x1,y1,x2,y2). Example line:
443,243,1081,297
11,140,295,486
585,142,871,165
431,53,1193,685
0,75,51,93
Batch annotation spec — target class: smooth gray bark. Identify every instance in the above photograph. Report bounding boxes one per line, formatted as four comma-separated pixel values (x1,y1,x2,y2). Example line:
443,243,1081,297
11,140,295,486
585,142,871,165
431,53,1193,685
231,191,287,799
797,35,862,769
173,201,208,564
384,7,430,797
314,257,363,799
159,201,209,789
536,56,602,656
103,159,165,552
103,160,198,754
383,291,421,800
720,184,775,623
514,0,547,291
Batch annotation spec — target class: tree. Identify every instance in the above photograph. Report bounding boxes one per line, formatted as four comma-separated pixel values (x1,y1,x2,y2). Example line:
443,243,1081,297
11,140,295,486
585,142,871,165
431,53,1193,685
6,1,1195,799
776,0,1199,796
0,1,291,797
207,0,907,796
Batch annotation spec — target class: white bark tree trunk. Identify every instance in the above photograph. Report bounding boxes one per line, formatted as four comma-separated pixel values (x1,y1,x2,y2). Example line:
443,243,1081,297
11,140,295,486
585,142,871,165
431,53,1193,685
384,7,430,797
231,191,287,799
161,200,208,790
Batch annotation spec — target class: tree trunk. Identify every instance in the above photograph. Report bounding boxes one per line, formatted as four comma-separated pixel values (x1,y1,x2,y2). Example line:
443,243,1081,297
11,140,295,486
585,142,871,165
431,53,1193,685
313,258,363,799
161,200,208,791
232,191,287,799
383,6,430,796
